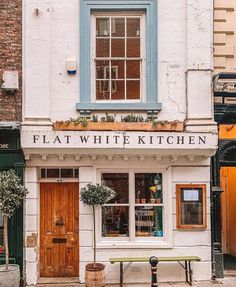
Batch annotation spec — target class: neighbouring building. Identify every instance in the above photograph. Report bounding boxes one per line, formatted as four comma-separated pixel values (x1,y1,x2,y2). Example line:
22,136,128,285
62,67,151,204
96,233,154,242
212,0,236,278
21,0,218,285
0,0,25,283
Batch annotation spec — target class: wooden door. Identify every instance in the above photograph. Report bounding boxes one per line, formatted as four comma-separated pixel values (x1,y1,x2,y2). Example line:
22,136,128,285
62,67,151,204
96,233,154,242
40,183,79,277
221,167,236,256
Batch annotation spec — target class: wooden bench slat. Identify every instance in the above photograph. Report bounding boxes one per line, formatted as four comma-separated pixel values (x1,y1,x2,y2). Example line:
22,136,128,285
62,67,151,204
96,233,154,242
109,256,201,263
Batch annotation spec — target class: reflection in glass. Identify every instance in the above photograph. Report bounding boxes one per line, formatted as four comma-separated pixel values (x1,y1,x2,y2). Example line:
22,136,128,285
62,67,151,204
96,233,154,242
127,18,140,37
111,39,125,57
180,188,203,225
135,206,163,237
102,206,129,237
96,39,110,57
96,18,110,36
111,18,125,37
102,173,129,203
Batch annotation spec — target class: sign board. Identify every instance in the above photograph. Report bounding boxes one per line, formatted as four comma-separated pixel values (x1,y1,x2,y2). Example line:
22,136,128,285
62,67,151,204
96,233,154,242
21,130,218,150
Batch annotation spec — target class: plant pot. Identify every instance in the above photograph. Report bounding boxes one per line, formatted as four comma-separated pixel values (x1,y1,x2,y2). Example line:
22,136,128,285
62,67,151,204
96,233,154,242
141,198,146,204
156,198,161,204
150,198,156,204
85,263,105,287
0,264,20,287
136,198,141,204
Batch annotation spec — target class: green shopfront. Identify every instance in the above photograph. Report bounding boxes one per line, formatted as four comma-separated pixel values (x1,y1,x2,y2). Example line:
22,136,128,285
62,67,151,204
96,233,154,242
0,128,25,280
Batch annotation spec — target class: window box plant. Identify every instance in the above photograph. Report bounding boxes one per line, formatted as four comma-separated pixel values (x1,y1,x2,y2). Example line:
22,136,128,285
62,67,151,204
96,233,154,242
80,183,115,287
0,170,28,287
53,118,184,132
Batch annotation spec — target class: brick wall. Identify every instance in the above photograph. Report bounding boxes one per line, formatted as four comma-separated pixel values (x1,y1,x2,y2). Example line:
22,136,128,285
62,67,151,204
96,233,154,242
0,0,22,121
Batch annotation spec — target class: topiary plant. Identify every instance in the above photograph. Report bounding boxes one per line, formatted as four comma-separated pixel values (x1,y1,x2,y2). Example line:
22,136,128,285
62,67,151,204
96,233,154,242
0,170,28,271
80,183,115,267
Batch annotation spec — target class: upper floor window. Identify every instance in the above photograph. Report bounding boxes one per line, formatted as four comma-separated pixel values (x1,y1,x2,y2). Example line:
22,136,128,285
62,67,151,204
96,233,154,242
93,14,145,102
78,0,161,112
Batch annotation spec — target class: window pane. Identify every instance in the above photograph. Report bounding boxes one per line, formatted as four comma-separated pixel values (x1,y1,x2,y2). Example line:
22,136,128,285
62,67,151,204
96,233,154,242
96,80,110,100
111,61,124,79
127,18,140,37
111,39,125,57
180,188,203,225
111,18,125,37
96,60,110,79
41,169,46,178
126,80,140,99
127,39,140,57
96,18,110,37
135,206,163,237
96,39,110,57
111,81,125,100
126,60,140,79
102,173,129,203
47,169,59,178
61,169,73,178
102,206,129,237
135,173,162,204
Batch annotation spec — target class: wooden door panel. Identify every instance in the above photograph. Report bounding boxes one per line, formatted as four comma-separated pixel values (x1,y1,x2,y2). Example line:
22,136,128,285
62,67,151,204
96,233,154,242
40,183,79,277
221,167,236,256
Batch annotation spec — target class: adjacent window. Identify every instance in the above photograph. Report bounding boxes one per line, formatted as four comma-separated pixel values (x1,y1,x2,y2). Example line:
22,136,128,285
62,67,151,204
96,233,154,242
94,15,145,101
101,171,164,239
176,184,207,229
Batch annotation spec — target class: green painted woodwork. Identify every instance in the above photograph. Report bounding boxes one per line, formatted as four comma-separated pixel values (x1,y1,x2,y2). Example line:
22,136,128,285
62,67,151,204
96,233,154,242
110,256,201,263
0,129,25,275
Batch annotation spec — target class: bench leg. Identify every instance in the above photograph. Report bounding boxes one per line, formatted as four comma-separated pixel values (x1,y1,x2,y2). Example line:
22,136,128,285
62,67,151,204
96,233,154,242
120,262,123,287
188,261,193,286
185,261,189,284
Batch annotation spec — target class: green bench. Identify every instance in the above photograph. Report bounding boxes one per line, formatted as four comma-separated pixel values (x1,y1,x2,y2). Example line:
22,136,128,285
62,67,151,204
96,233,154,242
110,256,201,287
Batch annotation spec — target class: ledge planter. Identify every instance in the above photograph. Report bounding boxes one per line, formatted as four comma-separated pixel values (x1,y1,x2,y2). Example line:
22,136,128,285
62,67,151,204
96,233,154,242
0,170,28,287
53,121,184,132
80,183,115,287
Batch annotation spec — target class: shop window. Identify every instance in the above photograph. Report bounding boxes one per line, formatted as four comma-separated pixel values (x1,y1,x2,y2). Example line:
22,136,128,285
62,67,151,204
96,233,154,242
77,0,161,111
176,184,207,229
101,173,129,237
101,171,165,240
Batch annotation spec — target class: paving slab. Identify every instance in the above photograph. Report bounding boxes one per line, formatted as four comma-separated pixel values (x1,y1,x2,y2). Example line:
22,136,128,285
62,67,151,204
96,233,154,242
33,278,236,287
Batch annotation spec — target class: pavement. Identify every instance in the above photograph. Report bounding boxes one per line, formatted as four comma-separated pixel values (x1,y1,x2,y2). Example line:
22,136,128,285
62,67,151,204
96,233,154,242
33,277,236,287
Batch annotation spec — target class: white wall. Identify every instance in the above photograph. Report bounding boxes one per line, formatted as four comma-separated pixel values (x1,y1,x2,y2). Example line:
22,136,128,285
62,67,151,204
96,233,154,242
23,0,214,126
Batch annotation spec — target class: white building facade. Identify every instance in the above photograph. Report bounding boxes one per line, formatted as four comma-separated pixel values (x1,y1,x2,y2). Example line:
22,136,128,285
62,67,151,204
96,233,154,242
21,0,217,285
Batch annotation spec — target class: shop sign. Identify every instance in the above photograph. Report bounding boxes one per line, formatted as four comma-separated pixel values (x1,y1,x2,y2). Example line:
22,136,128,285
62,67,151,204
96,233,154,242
21,131,218,150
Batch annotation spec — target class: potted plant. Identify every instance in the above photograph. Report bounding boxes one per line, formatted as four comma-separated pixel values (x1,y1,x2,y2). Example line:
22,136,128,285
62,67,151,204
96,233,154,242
80,183,115,287
0,170,28,287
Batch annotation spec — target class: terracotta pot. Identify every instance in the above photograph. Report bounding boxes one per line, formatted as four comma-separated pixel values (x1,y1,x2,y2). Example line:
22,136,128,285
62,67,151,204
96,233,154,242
136,198,141,204
156,198,161,204
141,198,146,204
85,263,105,287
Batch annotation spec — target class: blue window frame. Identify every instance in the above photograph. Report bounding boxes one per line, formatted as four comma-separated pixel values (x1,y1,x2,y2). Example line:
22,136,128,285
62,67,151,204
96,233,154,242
77,0,161,112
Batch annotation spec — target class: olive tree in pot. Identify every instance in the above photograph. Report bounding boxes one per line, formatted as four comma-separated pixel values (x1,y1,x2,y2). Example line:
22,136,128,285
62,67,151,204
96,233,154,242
0,170,28,287
80,183,115,287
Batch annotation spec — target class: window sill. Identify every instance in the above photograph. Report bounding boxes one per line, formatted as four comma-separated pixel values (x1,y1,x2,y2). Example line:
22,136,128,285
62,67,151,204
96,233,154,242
96,240,173,249
76,102,162,111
